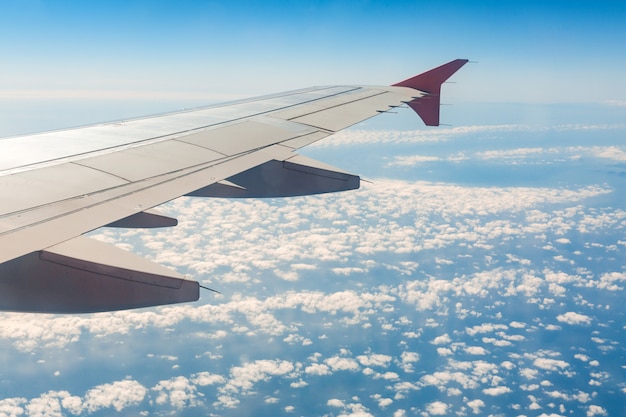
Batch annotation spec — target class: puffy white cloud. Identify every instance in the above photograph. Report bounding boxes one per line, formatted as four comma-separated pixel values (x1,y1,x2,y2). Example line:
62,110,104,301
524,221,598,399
327,399,344,407
0,398,26,417
151,376,198,409
533,358,570,371
465,323,508,336
2,383,146,417
587,405,608,417
425,401,448,415
60,395,82,415
520,368,539,379
483,386,512,396
466,399,485,414
191,372,226,386
482,337,513,347
290,380,308,388
214,395,239,409
420,371,478,390
26,392,66,417
324,356,359,372
401,351,420,363
597,272,626,291
399,351,420,372
556,312,592,325
465,346,488,355
436,348,453,356
356,353,392,367
376,397,393,408
305,363,331,376
222,359,295,394
431,334,451,345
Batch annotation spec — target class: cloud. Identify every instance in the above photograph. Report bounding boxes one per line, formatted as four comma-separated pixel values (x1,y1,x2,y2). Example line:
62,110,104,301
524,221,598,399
420,371,479,390
590,146,626,161
191,372,226,386
376,397,393,408
533,358,570,372
386,155,441,166
425,401,448,415
476,147,546,160
556,312,592,325
587,405,608,417
466,399,485,414
309,124,626,148
437,348,453,356
25,392,66,417
357,353,392,367
290,380,308,388
465,346,488,355
483,386,512,396
305,363,331,376
221,359,296,394
327,399,344,407
324,356,359,372
152,376,200,409
520,368,539,379
4,381,147,417
597,272,626,291
0,398,27,417
465,323,508,336
399,351,420,372
431,334,451,345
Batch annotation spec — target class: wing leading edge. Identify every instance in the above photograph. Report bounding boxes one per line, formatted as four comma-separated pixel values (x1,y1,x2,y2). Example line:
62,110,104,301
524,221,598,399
0,59,468,313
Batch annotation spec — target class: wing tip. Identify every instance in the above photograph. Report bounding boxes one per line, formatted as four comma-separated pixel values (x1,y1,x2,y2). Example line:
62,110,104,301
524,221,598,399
394,59,470,126
392,59,469,92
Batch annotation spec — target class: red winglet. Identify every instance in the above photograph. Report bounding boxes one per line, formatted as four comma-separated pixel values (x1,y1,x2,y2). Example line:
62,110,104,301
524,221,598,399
393,59,468,126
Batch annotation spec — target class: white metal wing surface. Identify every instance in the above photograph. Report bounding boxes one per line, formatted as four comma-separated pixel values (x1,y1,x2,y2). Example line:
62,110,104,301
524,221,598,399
0,59,468,313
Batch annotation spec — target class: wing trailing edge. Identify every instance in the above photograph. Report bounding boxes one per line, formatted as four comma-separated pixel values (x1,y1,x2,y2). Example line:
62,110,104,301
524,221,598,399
0,237,199,313
393,59,469,126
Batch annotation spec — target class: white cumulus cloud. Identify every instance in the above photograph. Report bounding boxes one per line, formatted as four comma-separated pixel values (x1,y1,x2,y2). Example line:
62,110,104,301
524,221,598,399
556,312,592,325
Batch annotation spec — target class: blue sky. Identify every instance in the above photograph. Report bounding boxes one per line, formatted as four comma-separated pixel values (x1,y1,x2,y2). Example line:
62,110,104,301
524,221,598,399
1,0,625,112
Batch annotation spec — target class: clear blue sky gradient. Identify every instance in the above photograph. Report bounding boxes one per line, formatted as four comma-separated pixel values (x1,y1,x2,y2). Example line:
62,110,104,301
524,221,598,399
1,0,625,104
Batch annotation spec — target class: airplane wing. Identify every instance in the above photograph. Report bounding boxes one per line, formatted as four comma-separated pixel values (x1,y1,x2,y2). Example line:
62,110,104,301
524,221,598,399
0,59,468,313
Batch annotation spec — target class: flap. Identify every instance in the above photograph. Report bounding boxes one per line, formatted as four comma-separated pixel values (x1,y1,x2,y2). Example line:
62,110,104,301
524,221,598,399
42,236,186,287
0,237,199,313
